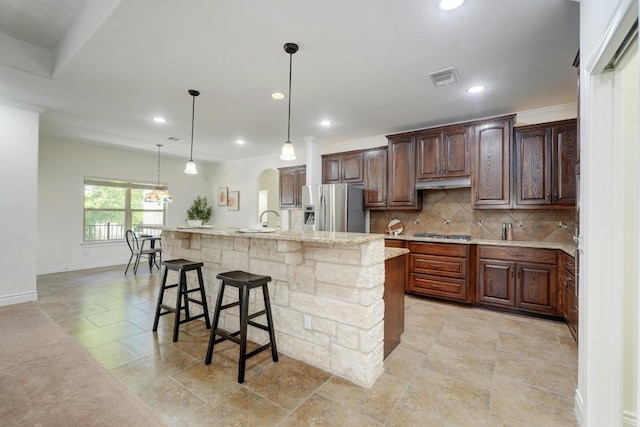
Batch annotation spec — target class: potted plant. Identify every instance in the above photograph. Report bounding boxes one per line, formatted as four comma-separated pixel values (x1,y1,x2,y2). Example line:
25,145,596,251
186,196,212,226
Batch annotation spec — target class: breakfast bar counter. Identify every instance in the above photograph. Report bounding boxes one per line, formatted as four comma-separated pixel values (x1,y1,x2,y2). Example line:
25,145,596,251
161,227,387,387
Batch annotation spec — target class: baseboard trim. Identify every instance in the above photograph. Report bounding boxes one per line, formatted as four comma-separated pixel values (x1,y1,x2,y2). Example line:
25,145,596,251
575,389,584,426
0,291,38,307
37,259,127,275
623,410,637,427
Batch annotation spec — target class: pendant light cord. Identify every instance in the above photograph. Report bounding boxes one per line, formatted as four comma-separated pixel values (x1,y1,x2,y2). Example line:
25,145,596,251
157,145,161,185
190,94,195,161
287,52,292,142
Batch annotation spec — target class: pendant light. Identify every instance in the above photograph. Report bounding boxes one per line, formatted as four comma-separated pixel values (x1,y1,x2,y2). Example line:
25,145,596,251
184,89,200,174
144,144,173,204
280,42,298,161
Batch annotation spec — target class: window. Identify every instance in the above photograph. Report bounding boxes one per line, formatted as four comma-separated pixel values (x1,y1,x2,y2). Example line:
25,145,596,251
83,177,166,242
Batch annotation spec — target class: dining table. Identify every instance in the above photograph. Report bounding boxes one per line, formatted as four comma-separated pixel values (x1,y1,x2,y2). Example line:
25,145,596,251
138,234,162,272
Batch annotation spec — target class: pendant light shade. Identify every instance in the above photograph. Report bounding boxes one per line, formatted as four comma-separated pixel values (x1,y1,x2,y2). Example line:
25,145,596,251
144,144,173,204
185,89,200,174
280,42,298,161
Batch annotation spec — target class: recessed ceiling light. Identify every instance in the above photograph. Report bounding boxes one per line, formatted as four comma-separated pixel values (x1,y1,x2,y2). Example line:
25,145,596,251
320,119,332,127
272,92,285,100
236,140,245,145
153,117,166,123
467,85,486,94
438,0,464,11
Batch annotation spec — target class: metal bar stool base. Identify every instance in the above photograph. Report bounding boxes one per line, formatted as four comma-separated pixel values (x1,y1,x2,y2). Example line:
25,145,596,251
205,270,279,383
152,259,211,342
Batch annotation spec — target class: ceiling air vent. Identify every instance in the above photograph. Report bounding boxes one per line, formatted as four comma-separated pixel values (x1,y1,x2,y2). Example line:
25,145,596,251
428,67,459,87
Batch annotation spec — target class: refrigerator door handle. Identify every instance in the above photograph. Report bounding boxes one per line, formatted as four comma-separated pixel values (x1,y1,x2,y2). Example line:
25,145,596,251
318,188,325,231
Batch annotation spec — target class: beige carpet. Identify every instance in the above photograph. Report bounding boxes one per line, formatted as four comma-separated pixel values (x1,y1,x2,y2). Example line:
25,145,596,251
0,302,165,426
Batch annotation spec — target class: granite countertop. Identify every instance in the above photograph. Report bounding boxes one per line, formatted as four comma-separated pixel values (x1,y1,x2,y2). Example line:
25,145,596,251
384,233,576,256
163,226,384,246
384,248,410,260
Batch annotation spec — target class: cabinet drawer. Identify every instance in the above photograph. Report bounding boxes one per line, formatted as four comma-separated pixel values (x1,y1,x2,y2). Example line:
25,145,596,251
410,254,466,279
408,274,466,300
385,239,405,248
559,251,575,275
409,242,467,257
478,246,556,264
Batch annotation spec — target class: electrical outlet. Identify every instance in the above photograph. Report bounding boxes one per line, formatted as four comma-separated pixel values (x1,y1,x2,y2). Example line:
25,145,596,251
304,314,312,330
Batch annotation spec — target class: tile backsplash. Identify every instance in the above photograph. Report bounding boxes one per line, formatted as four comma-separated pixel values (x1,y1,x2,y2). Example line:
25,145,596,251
370,188,575,243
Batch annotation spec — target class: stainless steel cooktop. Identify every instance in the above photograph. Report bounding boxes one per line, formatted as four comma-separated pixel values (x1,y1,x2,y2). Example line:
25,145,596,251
413,233,471,241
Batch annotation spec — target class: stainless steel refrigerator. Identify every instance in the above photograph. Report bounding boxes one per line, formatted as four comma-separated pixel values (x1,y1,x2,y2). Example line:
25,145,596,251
301,184,365,232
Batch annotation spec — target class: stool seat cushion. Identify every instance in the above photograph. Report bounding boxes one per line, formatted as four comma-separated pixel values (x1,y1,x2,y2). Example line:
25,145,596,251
162,259,204,271
216,270,271,286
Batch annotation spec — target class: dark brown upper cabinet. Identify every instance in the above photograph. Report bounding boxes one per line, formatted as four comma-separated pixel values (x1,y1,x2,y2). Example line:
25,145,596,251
278,165,306,209
552,121,578,205
387,135,420,209
472,116,514,208
416,125,471,180
363,147,388,208
514,119,577,208
322,151,364,184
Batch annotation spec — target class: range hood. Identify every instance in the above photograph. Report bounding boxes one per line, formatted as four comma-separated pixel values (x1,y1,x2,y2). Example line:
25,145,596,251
415,177,471,190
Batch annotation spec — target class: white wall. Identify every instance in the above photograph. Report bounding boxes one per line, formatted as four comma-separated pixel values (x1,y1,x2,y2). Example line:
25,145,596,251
579,1,640,426
37,137,213,274
209,151,307,229
620,41,639,425
0,101,41,306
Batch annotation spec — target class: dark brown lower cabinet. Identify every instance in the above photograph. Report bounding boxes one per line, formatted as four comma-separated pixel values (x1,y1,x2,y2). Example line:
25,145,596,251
384,252,406,358
407,242,474,303
559,251,578,341
476,246,558,316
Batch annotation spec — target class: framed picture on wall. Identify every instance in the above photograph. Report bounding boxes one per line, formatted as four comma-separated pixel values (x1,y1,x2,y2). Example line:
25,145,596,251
217,187,228,206
227,191,239,211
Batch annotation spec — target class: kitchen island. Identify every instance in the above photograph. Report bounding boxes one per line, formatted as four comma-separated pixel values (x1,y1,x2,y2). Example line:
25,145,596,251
161,227,387,387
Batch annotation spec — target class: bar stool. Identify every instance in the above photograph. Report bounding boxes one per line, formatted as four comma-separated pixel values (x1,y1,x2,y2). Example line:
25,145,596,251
152,259,211,342
205,270,279,383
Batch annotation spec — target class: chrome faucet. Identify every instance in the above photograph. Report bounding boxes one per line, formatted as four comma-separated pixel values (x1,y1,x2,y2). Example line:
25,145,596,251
259,210,280,226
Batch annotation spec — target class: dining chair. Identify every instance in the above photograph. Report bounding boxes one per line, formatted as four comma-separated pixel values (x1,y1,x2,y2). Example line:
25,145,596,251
125,230,162,274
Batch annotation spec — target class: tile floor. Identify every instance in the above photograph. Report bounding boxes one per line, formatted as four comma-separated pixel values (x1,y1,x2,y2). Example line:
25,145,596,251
36,266,578,426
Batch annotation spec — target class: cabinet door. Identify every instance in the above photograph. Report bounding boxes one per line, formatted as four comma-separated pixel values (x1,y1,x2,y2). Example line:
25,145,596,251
515,127,552,205
473,118,513,208
341,152,364,183
388,135,418,208
279,168,297,208
566,272,578,340
416,130,441,180
477,259,515,307
552,122,577,205
442,125,471,177
279,166,305,209
297,168,306,205
516,262,557,314
322,156,342,184
364,148,387,208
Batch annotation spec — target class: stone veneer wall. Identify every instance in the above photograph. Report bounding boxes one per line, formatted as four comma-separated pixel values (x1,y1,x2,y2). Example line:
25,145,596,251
371,188,576,243
161,230,386,388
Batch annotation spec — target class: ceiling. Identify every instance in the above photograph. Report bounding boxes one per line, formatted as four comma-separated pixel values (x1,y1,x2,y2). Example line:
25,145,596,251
0,0,580,163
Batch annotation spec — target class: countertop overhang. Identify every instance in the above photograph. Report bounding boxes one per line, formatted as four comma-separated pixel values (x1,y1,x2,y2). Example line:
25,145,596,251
162,227,384,245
